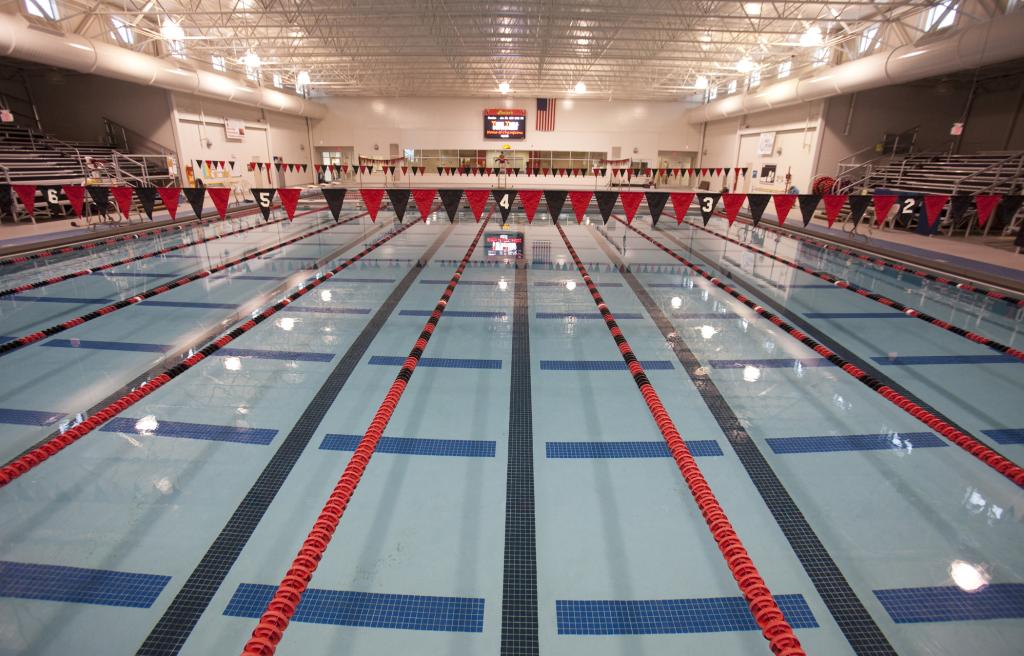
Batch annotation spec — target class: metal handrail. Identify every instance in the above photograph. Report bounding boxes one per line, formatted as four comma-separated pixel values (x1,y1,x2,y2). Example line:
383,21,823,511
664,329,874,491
953,152,1024,195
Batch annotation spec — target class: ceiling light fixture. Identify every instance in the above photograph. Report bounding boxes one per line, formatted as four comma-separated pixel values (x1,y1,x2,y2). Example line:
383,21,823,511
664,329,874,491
743,3,761,15
736,57,754,73
694,75,709,89
242,51,261,69
498,81,511,93
574,81,587,94
160,18,184,42
800,25,824,47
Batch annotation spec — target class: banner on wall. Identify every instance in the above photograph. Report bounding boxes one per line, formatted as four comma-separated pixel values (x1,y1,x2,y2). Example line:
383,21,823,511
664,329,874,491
225,119,246,141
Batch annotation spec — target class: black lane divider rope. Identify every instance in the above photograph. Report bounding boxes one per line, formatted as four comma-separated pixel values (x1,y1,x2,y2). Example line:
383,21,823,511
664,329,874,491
0,208,363,358
240,208,494,656
0,206,322,298
588,226,898,656
703,211,1024,309
669,213,1024,361
0,212,412,488
553,222,805,656
135,221,453,656
500,263,539,656
619,217,1024,488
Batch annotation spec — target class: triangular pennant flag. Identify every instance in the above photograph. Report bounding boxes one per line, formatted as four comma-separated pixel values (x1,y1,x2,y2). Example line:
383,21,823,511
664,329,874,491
947,194,971,225
741,167,749,176
569,191,593,224
687,168,694,178
669,192,694,224
594,191,619,224
696,193,720,225
437,167,444,175
12,185,36,216
322,188,347,222
62,185,86,217
359,188,385,221
412,189,436,221
724,167,731,176
672,168,680,177
492,189,518,223
205,160,213,169
314,164,322,173
822,195,848,228
208,187,231,219
715,168,723,177
798,195,821,227
923,194,949,229
41,186,63,217
996,195,1023,226
513,167,521,176
88,186,112,215
342,165,350,174
532,168,540,176
302,164,308,172
183,187,205,219
402,166,408,175
847,195,871,227
275,163,283,172
251,188,277,220
519,189,543,224
386,189,411,222
747,194,771,226
465,189,490,221
544,189,568,223
700,168,708,176
228,161,235,171
276,188,301,221
111,186,135,218
157,187,181,220
975,194,1002,228
620,191,644,224
438,189,462,223
873,195,898,227
542,168,549,176
773,194,797,227
722,193,747,226
645,192,669,227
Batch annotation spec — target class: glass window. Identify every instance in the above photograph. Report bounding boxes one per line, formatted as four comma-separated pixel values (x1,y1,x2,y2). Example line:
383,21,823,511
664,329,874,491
777,61,791,78
926,1,957,30
212,55,226,72
709,85,718,100
727,79,737,94
813,47,830,67
25,0,58,20
272,73,283,88
749,68,761,88
111,17,134,44
859,26,878,54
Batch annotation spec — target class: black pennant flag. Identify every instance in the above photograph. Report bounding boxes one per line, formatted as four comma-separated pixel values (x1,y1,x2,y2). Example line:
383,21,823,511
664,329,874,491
947,194,972,225
896,194,921,228
695,193,720,225
42,186,64,217
543,190,568,223
250,188,277,221
88,186,111,215
492,189,518,223
387,189,411,222
798,195,821,227
439,189,463,222
997,195,1023,224
183,187,205,219
847,195,872,227
437,167,444,175
747,194,771,226
0,184,11,216
645,192,669,227
135,186,157,220
594,191,619,224
321,188,347,222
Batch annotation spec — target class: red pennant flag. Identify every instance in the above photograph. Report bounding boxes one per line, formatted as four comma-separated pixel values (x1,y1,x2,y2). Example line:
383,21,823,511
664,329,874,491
873,195,898,227
207,187,231,219
686,168,694,178
823,195,849,228
402,166,408,175
111,186,135,217
620,191,644,224
464,189,490,222
773,194,797,226
62,185,85,217
922,194,948,229
157,187,181,220
542,168,550,176
672,168,680,177
205,160,213,169
12,185,36,216
722,193,747,226
412,189,436,221
974,194,1002,228
519,189,543,224
342,165,349,174
568,191,593,224
277,188,301,221
669,192,694,223
360,188,385,221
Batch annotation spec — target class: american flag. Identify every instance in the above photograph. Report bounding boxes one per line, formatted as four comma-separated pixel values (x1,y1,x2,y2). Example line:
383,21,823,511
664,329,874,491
536,98,556,131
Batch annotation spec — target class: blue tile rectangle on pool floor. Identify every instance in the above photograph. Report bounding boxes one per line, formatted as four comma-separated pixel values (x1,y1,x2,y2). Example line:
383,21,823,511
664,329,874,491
536,312,643,320
534,281,623,287
217,347,335,363
92,272,175,279
546,440,723,458
0,407,65,426
321,434,495,457
1,295,114,304
329,277,397,284
709,358,831,369
804,312,908,319
871,355,1020,366
223,584,485,632
369,355,502,369
420,279,501,286
399,310,507,319
982,428,1024,445
99,417,277,445
41,338,172,353
765,432,947,454
540,360,674,371
875,583,1024,623
555,594,817,635
672,312,740,319
0,560,170,608
140,300,239,310
283,306,373,315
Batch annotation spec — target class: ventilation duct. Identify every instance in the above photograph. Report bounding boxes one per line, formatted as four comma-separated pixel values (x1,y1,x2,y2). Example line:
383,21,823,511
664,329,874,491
0,13,326,119
686,12,1024,123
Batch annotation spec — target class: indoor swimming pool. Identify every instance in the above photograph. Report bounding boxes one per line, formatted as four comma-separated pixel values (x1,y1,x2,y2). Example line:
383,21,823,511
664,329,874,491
0,198,1021,656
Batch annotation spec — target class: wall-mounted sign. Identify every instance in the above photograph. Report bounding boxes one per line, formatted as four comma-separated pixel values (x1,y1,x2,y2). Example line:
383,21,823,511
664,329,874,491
225,119,246,141
0,109,13,123
484,108,526,140
757,131,776,156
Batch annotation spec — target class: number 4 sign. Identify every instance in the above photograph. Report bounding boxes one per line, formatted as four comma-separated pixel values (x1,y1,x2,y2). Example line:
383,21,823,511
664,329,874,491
492,189,518,222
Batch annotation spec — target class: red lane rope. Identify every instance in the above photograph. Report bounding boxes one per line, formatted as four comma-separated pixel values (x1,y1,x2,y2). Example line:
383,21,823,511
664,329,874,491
708,211,1024,309
240,208,494,656
0,217,421,488
618,217,1024,489
0,207,317,298
553,222,805,656
0,200,289,268
0,207,363,358
667,213,1023,362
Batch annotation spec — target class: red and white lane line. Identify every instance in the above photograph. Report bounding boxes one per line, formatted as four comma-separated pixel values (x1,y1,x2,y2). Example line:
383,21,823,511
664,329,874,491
240,208,494,656
619,217,1024,489
0,208,365,357
667,213,1023,361
0,217,423,488
553,222,806,656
